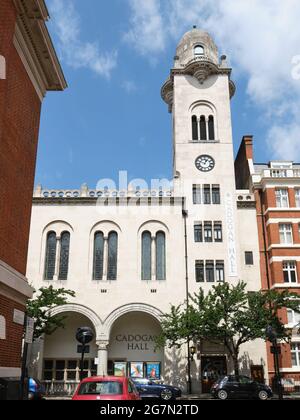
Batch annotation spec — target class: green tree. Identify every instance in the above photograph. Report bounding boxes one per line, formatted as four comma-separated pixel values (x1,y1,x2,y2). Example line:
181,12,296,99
158,282,300,376
26,286,75,340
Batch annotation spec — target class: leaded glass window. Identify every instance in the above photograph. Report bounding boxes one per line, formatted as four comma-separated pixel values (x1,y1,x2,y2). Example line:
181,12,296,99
44,232,57,280
59,232,70,280
93,232,104,280
156,232,166,281
107,232,118,280
142,231,152,280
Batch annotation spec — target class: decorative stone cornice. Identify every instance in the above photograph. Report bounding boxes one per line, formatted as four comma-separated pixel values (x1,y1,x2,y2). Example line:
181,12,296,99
0,259,34,300
161,58,236,112
13,0,67,100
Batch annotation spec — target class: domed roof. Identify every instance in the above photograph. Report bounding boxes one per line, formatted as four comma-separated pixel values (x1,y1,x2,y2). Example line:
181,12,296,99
175,27,219,67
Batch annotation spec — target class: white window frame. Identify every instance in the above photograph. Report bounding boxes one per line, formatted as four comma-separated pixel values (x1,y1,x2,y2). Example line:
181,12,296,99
295,189,300,208
291,343,300,368
276,189,289,208
287,309,300,326
279,224,293,244
283,261,298,284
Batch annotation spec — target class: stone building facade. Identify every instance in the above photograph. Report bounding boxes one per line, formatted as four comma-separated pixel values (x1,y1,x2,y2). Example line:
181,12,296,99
26,29,268,395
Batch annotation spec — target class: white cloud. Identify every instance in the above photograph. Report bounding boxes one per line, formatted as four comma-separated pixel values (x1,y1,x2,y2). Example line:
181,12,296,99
121,80,138,94
125,0,300,160
124,0,166,56
49,0,117,79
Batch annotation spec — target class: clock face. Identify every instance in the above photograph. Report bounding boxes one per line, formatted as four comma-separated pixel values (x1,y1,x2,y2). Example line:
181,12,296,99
195,155,215,172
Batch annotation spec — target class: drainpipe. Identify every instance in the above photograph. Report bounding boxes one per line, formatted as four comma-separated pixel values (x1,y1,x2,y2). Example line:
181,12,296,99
258,190,271,290
182,206,192,395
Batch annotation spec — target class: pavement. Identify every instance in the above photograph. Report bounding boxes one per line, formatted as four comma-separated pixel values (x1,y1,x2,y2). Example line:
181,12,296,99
180,393,300,400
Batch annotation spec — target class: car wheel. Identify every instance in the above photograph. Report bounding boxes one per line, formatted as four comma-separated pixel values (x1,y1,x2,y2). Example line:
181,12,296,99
160,389,173,401
217,390,228,400
258,390,269,401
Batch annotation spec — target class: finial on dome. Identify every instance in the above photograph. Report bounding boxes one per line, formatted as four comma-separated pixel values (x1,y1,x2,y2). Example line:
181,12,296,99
193,25,197,29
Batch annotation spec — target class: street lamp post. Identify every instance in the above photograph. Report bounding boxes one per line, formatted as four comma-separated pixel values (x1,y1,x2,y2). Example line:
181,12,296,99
76,327,94,381
186,344,196,395
266,326,283,400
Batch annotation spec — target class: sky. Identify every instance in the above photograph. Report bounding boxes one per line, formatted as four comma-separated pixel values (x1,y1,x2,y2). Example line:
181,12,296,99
36,0,300,190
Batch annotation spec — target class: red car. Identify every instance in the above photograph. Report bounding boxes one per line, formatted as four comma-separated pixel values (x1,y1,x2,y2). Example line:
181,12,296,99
72,376,141,401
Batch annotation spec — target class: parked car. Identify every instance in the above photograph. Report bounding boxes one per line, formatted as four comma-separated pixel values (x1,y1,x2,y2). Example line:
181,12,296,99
132,378,182,401
211,375,273,400
72,376,141,401
28,378,46,400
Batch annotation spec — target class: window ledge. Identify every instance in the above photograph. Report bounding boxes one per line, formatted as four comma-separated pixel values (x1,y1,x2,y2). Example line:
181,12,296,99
271,283,300,289
189,140,220,144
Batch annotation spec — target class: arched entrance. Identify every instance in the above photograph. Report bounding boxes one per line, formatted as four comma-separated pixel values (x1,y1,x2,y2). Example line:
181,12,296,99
40,312,98,396
107,311,164,380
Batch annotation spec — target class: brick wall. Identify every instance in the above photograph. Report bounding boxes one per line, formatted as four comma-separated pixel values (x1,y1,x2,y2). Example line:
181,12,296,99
0,0,42,276
0,295,24,368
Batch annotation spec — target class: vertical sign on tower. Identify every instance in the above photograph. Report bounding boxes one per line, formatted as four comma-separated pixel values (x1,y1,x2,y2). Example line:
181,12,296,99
225,192,238,277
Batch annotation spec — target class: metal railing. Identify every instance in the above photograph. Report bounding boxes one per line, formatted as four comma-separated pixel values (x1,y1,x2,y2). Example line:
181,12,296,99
43,381,79,397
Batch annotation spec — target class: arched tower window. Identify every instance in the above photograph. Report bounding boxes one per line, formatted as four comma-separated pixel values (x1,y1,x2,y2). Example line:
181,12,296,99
208,115,215,141
194,45,204,57
142,231,152,281
107,232,118,280
59,232,70,280
93,232,104,280
156,231,166,281
192,115,199,141
200,116,207,141
44,231,57,280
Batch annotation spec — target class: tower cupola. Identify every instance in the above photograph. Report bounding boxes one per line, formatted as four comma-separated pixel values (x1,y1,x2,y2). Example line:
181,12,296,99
174,27,219,68
161,27,235,112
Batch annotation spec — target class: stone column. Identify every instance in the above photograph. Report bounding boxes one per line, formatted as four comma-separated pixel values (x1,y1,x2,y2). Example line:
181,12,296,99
151,236,156,281
103,237,108,280
96,341,109,376
54,236,61,281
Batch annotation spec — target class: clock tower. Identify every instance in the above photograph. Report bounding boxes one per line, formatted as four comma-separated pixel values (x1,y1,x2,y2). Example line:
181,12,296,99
161,27,239,291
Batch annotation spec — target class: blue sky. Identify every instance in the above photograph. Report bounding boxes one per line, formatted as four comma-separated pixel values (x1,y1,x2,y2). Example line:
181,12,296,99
36,0,300,190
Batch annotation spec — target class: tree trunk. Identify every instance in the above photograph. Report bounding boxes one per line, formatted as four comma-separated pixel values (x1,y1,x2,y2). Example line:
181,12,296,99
232,353,239,376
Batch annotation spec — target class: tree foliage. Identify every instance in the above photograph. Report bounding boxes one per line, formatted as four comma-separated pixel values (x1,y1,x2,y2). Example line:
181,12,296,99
158,282,300,375
26,286,76,339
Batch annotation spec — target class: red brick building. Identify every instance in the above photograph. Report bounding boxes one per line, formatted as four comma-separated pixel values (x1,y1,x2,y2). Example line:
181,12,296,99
0,0,66,378
236,136,300,392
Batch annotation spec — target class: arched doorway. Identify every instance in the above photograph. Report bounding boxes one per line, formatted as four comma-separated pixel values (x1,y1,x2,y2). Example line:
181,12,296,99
107,312,164,380
41,312,98,396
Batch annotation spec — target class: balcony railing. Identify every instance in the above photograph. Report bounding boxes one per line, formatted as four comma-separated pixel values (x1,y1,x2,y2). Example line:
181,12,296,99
260,169,300,179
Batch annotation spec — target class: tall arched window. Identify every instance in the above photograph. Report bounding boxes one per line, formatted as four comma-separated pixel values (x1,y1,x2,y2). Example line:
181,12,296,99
44,232,57,280
93,232,104,280
208,115,215,141
194,45,204,56
107,232,118,280
142,231,152,280
59,232,70,280
200,116,207,141
156,232,166,281
192,115,198,141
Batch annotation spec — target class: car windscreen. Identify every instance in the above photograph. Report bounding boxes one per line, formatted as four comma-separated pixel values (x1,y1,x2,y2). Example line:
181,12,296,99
78,381,123,396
